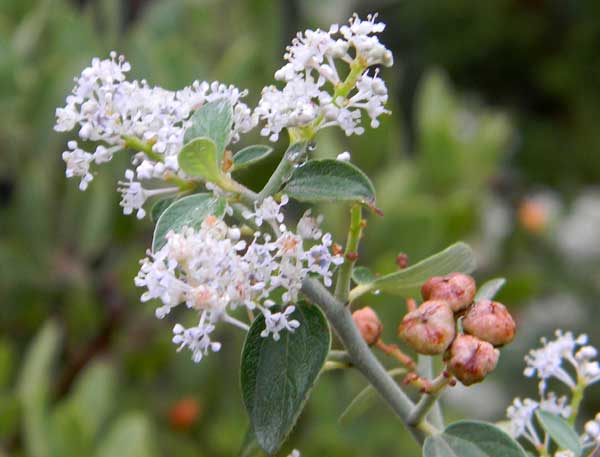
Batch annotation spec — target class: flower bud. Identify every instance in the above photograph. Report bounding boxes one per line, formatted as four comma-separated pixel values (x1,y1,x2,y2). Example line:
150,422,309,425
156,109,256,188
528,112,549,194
447,335,499,386
398,300,456,355
421,273,476,313
352,307,383,346
462,300,516,346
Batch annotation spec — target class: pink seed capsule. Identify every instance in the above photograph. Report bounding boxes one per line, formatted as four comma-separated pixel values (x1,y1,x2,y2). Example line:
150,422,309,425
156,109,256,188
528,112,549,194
462,300,516,347
352,307,383,346
398,300,456,355
447,334,499,386
421,273,476,313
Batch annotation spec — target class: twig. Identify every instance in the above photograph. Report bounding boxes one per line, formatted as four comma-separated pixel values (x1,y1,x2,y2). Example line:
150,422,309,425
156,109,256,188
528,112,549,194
301,278,438,444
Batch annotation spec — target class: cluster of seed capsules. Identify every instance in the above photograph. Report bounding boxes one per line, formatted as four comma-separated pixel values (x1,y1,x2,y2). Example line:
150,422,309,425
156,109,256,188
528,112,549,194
353,273,517,386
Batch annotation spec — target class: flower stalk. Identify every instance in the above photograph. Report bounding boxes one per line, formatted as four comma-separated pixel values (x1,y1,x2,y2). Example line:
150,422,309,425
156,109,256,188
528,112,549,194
334,204,363,303
257,140,309,201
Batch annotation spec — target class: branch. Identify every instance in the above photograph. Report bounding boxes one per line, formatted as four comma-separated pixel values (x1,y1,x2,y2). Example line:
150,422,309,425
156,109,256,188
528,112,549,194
301,278,437,444
407,377,450,427
416,355,444,429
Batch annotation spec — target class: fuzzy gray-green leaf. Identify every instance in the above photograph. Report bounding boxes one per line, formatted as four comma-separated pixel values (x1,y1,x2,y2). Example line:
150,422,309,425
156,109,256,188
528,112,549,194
184,99,233,158
241,302,330,455
283,159,376,207
364,242,476,298
536,410,581,456
150,197,176,223
178,137,222,182
152,193,226,252
233,145,274,171
475,278,506,302
423,421,528,457
352,266,376,285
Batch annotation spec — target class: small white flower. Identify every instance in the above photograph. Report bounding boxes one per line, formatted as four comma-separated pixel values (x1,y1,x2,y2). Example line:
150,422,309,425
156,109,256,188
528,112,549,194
61,141,94,190
260,306,300,341
306,233,344,287
172,319,222,363
243,195,289,226
117,169,178,219
524,330,598,394
336,151,351,162
297,210,324,240
506,392,572,447
585,419,600,441
506,397,542,446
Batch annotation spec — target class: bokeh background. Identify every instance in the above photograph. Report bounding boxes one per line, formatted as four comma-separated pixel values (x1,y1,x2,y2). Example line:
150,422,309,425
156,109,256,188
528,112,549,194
2,0,600,455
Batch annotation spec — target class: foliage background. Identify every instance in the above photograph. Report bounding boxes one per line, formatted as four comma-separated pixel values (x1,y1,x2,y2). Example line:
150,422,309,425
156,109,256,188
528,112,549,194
1,0,600,455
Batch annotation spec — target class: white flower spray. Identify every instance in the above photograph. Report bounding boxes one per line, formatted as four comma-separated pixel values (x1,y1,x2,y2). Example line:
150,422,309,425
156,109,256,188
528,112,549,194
134,198,342,363
506,330,600,455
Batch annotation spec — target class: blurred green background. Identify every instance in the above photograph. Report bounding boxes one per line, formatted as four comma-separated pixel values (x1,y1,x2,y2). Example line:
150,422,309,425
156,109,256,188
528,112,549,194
1,0,600,455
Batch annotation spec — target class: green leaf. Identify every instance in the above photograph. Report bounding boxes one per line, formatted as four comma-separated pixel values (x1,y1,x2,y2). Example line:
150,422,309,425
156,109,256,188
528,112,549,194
50,402,91,457
359,242,476,298
178,137,223,183
233,145,274,171
94,413,156,457
475,278,506,302
535,410,582,456
238,429,268,457
423,421,528,457
0,393,20,440
152,193,226,252
183,99,233,158
150,197,176,223
241,302,331,455
352,266,376,285
18,321,61,457
338,368,406,425
69,361,117,439
283,159,376,208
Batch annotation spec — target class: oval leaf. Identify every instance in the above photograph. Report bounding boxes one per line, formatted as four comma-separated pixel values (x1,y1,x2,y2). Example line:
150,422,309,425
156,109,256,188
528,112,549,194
152,193,226,252
233,145,274,171
18,321,61,457
241,303,331,455
536,410,582,456
424,421,528,457
94,413,156,457
183,99,233,157
283,159,376,207
178,137,222,182
150,197,176,223
357,242,476,298
475,278,506,302
352,266,376,285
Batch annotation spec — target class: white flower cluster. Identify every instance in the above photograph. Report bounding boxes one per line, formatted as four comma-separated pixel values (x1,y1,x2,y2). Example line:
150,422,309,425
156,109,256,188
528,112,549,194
506,329,600,451
524,330,600,394
584,413,600,446
54,51,256,194
135,198,342,363
506,394,571,448
256,14,392,141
